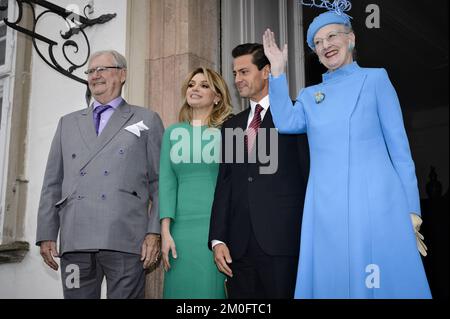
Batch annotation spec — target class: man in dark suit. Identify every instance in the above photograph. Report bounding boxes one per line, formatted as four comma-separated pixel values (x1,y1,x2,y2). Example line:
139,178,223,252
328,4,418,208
209,43,309,299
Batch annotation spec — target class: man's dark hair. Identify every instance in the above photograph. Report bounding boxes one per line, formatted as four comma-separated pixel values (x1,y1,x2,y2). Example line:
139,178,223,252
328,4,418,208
232,43,270,71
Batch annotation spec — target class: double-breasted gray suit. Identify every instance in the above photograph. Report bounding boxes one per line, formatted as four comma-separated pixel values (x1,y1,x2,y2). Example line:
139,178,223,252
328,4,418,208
36,100,164,256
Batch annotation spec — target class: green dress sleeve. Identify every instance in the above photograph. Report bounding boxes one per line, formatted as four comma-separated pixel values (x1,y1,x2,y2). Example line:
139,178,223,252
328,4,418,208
159,126,178,221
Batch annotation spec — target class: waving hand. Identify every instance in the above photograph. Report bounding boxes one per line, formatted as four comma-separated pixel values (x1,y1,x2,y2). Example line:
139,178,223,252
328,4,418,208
263,29,288,77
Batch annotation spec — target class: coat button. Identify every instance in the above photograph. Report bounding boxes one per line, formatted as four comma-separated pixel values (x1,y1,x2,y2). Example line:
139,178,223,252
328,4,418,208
248,177,254,182
104,170,109,176
119,149,125,155
77,195,83,200
72,154,76,159
80,171,86,176
101,194,107,200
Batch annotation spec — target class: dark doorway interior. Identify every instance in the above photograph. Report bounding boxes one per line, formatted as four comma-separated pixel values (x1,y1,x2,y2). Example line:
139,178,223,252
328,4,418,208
303,0,448,111
302,0,449,299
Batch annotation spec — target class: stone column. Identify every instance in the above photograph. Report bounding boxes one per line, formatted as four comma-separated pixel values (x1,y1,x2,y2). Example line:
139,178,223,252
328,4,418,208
144,0,220,299
147,0,220,128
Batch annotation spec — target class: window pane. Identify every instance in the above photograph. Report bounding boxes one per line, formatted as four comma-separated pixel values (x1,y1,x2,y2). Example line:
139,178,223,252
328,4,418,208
0,39,5,65
0,24,6,38
0,9,7,20
0,97,3,130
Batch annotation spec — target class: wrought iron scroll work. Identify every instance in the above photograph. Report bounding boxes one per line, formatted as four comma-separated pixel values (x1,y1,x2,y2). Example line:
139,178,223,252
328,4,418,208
0,0,116,85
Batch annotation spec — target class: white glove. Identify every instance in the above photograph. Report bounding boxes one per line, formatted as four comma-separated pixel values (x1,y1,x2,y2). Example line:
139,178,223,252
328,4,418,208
410,213,427,257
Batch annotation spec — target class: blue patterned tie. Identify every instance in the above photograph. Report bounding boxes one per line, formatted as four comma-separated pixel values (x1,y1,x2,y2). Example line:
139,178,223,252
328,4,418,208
93,105,111,135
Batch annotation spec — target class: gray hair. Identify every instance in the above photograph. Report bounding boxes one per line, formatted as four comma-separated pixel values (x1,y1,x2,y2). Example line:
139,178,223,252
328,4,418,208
344,25,357,59
88,50,128,69
343,24,353,33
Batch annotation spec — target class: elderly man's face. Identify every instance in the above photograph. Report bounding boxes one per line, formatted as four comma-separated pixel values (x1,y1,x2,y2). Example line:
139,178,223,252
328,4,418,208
87,53,126,104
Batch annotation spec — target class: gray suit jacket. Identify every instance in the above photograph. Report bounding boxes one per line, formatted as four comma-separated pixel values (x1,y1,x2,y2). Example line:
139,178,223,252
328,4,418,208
36,100,164,255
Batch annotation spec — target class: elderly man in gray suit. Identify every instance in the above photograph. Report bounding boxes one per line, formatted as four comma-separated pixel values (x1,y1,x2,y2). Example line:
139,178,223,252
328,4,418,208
36,50,164,299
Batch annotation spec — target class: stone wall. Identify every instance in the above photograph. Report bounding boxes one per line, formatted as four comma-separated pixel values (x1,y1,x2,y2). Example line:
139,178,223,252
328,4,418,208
144,0,220,299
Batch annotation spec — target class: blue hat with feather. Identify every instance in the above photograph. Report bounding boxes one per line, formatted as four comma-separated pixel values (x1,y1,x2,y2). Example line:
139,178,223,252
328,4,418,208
307,10,352,49
301,1,353,49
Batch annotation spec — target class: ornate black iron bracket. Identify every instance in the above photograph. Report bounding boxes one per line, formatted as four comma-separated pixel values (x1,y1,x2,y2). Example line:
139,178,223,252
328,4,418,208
0,0,116,85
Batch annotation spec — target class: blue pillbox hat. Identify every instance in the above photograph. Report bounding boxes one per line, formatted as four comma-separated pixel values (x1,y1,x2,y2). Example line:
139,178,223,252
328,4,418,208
307,11,352,49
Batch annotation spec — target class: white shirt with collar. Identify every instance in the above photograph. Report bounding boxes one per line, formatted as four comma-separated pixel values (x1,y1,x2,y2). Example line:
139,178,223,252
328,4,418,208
211,95,270,250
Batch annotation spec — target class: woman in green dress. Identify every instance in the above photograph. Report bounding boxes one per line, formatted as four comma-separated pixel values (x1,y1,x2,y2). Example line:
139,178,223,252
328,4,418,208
159,67,233,298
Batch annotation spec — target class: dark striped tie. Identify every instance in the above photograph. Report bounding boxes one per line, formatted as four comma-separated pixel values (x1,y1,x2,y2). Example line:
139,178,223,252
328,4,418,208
245,104,263,152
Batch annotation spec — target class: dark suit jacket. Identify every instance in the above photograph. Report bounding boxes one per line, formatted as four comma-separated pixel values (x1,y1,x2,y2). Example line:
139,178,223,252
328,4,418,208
208,107,309,260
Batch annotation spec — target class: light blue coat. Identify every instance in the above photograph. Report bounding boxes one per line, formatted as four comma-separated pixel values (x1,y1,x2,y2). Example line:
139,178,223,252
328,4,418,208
269,62,431,298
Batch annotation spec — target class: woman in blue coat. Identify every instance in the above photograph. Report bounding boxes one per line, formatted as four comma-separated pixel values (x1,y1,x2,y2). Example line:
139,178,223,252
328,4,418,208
262,10,431,298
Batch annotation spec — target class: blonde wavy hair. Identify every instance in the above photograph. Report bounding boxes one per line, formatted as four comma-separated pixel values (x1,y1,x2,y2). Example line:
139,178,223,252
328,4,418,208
179,67,233,128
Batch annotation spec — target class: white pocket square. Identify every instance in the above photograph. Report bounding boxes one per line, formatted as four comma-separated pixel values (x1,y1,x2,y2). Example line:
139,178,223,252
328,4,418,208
125,121,149,137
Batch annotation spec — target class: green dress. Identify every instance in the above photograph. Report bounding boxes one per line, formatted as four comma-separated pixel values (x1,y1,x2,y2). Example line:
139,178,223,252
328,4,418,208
159,122,226,299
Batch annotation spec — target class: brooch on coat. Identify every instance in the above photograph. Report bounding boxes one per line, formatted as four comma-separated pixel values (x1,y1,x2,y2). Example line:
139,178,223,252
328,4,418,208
314,92,325,104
